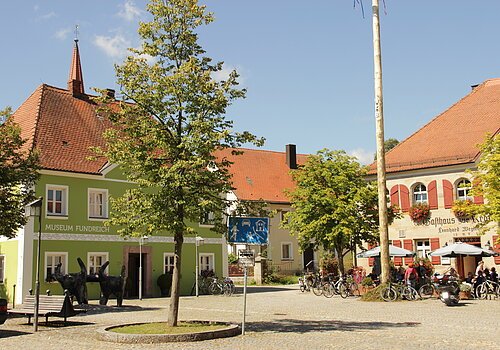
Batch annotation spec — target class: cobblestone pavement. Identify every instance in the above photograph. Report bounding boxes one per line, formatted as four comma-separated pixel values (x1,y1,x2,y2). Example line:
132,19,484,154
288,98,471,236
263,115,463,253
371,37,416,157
1,285,499,350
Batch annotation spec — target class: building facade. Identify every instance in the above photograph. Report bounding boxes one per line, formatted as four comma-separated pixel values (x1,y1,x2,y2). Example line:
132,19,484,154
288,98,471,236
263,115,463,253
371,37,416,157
0,41,226,304
360,79,500,277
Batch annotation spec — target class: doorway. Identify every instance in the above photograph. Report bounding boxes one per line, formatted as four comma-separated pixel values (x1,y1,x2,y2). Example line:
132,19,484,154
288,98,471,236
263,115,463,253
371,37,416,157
303,245,315,272
125,253,146,298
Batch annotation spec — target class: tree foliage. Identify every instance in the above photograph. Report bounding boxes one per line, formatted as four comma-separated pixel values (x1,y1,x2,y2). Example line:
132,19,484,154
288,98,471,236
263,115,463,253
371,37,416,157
0,107,39,238
373,138,399,160
282,149,398,274
469,134,500,236
93,0,262,326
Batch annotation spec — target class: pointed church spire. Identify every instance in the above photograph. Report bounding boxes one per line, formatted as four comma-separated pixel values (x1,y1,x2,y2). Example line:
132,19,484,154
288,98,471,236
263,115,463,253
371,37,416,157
68,25,84,96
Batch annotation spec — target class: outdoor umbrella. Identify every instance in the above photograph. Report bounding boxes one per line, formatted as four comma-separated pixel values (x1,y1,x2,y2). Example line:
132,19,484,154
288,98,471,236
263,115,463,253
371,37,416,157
357,244,415,258
429,242,497,258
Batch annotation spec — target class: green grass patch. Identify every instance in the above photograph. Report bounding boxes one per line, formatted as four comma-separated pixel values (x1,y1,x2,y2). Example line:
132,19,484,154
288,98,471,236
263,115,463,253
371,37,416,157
110,322,228,335
360,283,389,302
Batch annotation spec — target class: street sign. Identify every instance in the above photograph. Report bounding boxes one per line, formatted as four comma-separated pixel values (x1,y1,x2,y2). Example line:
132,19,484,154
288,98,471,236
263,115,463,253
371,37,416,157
228,217,269,244
238,249,255,266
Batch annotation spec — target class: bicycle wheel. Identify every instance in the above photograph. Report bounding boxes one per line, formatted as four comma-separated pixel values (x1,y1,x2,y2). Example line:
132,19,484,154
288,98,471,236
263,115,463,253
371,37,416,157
312,282,324,296
223,283,234,296
402,286,419,301
349,282,360,297
209,282,223,295
478,283,489,300
418,284,435,299
322,283,334,298
339,284,349,299
380,287,397,302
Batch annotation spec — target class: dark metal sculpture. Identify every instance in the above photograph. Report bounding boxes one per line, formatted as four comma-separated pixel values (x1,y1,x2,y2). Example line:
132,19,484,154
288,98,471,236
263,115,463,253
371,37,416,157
54,257,88,305
98,261,126,307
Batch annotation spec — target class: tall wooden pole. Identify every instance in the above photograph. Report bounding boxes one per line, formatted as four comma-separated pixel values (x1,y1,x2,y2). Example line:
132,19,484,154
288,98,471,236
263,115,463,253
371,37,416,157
372,0,390,283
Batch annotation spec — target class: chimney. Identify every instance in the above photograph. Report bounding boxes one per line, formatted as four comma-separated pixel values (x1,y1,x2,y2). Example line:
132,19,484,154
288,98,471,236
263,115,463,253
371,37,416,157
105,89,115,99
286,144,297,169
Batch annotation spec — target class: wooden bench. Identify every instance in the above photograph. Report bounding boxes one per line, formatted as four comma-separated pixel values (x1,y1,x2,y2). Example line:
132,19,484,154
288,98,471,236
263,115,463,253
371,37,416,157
9,292,85,325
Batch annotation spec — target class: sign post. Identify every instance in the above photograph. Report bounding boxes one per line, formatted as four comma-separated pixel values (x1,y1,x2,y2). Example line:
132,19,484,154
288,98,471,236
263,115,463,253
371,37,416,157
238,249,255,335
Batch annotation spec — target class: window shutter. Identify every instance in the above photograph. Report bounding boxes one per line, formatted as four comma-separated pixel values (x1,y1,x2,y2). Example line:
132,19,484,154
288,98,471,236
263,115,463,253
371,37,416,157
390,185,400,207
400,185,410,212
493,236,500,265
473,195,484,204
403,239,413,265
392,240,403,266
368,243,375,267
442,180,454,209
430,238,441,265
428,180,438,209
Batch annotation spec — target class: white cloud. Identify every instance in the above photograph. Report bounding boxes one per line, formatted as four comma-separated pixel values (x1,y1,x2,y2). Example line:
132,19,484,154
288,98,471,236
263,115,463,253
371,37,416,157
55,28,72,40
212,64,246,85
349,148,374,165
38,11,56,21
33,5,40,12
118,0,143,22
94,34,131,59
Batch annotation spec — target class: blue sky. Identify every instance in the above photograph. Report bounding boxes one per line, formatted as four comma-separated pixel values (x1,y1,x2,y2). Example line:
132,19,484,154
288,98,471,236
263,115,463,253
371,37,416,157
2,1,500,164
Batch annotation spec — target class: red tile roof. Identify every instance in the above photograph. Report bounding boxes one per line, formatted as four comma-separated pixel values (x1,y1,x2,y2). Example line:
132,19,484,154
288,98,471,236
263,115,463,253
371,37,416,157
217,148,308,203
10,84,110,174
369,79,500,174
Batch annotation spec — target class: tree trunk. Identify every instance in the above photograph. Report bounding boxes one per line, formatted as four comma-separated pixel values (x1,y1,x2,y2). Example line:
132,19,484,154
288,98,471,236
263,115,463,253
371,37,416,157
336,246,345,275
372,0,390,283
168,230,184,326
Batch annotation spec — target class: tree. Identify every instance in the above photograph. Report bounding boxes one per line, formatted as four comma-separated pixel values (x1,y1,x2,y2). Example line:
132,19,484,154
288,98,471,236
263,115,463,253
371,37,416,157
282,149,392,274
0,106,12,124
0,107,39,238
469,134,500,236
93,0,262,326
373,138,399,160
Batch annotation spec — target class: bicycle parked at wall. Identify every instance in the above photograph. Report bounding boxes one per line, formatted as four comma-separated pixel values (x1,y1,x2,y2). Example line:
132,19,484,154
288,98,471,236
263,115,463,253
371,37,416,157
476,279,499,299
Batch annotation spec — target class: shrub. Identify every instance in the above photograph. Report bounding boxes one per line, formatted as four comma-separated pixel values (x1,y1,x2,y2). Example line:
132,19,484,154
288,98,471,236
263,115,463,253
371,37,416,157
361,277,374,287
227,253,238,264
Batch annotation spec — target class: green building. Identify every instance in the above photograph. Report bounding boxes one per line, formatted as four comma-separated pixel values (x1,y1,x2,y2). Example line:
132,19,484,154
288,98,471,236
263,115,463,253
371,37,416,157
0,40,227,305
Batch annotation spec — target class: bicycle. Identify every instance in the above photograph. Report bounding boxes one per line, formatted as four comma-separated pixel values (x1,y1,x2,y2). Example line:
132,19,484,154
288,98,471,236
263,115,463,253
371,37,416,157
476,279,499,299
339,275,360,298
380,281,419,302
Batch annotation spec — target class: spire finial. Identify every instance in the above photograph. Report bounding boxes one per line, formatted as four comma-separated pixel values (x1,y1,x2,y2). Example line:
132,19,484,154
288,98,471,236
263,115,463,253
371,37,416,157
74,24,79,43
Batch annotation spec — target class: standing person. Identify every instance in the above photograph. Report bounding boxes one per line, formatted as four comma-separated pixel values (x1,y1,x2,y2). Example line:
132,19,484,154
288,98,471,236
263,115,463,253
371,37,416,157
417,260,428,280
404,263,418,288
489,267,498,283
475,261,484,276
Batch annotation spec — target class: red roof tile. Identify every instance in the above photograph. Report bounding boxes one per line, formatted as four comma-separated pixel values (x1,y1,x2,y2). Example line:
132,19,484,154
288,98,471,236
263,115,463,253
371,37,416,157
369,79,500,174
10,84,110,174
217,148,308,203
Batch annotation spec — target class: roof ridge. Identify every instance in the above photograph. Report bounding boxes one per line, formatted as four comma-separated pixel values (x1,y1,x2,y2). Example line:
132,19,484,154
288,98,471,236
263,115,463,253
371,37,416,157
229,147,309,156
30,85,45,152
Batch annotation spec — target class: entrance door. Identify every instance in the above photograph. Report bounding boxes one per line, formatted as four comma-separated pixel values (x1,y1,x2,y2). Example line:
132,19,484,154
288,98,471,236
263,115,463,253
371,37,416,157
303,245,314,272
125,253,146,298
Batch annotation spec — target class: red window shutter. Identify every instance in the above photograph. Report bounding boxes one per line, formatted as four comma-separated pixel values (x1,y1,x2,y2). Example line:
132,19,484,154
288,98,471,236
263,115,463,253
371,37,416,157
428,180,438,210
368,243,375,267
393,240,403,266
400,185,410,212
442,180,454,209
390,185,400,207
493,236,500,265
403,239,413,265
473,195,484,204
430,238,441,265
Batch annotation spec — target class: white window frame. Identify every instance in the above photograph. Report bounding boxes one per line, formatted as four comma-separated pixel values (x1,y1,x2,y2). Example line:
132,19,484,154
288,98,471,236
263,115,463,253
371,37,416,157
281,242,293,260
46,184,69,218
415,239,430,259
199,253,215,273
456,179,473,201
88,188,109,220
412,183,428,204
0,255,5,284
163,253,175,274
45,252,68,282
87,252,109,275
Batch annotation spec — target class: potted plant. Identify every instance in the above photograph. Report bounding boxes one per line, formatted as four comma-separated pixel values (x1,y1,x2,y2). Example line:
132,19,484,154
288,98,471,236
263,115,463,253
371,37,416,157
451,199,474,220
409,203,431,223
459,283,472,299
157,272,172,297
